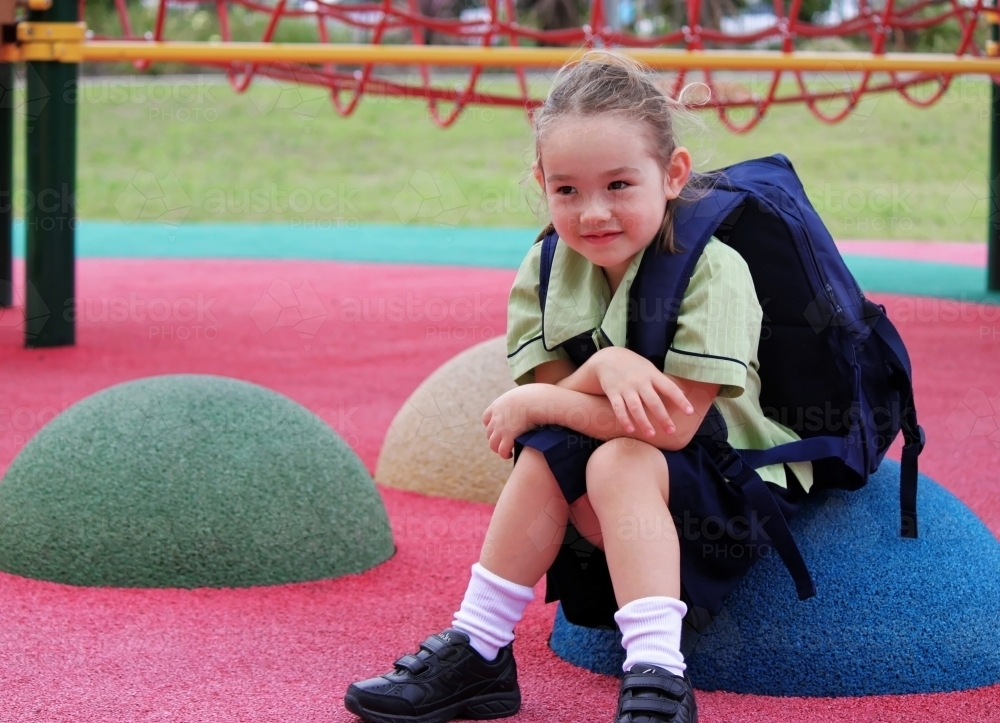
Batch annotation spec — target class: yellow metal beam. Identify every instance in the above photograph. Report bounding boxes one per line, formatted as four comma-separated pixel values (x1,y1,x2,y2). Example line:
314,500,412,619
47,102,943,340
2,28,1000,74
76,42,1000,74
4,21,86,62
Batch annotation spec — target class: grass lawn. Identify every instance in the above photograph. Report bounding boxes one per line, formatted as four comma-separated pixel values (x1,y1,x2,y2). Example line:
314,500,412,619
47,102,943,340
9,71,993,241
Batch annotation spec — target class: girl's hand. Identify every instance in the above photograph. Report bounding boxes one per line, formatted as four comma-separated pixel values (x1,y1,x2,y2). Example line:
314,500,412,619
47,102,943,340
482,386,540,460
591,347,694,438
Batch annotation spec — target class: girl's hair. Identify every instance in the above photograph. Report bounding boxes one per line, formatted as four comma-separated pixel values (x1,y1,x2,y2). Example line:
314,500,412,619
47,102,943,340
528,50,726,254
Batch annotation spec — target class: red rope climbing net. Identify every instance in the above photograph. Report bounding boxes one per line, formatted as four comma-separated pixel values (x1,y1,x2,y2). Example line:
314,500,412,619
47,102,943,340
91,0,995,130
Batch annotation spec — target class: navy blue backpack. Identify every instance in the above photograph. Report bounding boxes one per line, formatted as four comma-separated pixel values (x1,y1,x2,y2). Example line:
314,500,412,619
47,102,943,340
537,153,925,601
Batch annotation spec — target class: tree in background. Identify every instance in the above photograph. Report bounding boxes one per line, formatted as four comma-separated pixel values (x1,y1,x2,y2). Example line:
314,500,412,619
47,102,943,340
514,0,834,47
516,0,583,45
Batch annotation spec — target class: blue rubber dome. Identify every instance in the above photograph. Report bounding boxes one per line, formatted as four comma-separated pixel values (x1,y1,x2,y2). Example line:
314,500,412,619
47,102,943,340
549,460,1000,696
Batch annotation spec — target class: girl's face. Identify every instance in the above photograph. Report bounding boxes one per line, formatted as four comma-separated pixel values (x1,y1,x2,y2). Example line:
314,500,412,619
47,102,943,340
534,113,691,290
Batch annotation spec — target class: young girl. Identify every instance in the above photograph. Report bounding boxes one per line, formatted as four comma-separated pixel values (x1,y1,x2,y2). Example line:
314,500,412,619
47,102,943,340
345,50,811,723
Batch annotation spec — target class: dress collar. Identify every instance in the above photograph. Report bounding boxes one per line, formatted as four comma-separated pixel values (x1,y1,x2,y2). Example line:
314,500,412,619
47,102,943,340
542,239,649,350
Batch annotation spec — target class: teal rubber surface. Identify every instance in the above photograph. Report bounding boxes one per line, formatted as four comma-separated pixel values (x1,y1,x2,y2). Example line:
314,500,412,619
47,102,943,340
10,219,998,300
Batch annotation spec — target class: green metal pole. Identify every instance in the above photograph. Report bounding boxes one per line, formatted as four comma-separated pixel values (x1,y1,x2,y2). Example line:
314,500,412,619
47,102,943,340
991,21,1000,292
992,81,1000,292
0,62,12,308
25,0,78,346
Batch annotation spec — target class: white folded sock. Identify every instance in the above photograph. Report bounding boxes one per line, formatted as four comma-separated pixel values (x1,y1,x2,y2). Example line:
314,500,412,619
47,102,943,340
451,562,535,661
614,595,688,677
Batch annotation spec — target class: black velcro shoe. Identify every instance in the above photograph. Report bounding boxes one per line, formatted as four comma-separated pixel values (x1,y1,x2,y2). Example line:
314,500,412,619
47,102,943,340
615,663,697,723
344,628,521,723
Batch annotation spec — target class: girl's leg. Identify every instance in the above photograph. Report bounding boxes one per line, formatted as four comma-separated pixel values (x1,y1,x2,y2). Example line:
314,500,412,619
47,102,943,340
451,447,569,661
478,446,569,586
585,437,679,604
585,437,688,680
566,494,605,552
346,450,553,722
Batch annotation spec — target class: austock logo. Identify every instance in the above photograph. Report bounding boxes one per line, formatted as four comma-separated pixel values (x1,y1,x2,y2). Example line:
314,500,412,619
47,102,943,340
392,171,469,227
250,279,327,350
114,170,192,227
946,389,1000,448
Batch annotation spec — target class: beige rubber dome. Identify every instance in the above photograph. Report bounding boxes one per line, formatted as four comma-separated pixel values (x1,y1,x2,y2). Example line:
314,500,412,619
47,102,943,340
376,337,515,504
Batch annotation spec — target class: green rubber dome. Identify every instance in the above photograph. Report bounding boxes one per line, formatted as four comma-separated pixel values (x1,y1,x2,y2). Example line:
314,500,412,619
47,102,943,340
0,374,394,588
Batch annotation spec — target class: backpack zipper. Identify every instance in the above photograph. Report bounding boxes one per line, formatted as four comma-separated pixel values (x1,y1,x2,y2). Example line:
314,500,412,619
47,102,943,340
737,158,840,323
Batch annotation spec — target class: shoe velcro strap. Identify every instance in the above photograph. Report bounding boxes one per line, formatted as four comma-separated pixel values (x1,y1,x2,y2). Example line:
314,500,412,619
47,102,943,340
419,635,450,655
622,675,686,698
394,654,429,675
620,697,681,717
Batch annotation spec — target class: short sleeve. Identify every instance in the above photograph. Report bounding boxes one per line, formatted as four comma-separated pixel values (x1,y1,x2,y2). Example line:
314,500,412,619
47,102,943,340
663,239,761,398
506,242,570,385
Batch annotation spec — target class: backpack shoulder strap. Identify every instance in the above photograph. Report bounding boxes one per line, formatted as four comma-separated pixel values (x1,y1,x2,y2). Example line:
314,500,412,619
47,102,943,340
537,232,602,366
627,189,749,368
696,407,817,600
538,232,558,314
869,303,925,539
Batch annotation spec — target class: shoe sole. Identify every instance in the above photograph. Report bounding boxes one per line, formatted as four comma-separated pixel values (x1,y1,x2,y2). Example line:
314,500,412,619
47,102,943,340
344,690,521,723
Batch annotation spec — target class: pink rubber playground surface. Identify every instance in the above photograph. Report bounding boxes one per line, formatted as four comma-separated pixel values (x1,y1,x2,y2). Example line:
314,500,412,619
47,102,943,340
0,250,998,722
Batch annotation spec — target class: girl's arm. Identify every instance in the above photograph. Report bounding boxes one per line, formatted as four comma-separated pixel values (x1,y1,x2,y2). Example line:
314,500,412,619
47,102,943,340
532,353,608,394
529,378,718,450
540,347,697,437
533,357,577,385
483,371,718,458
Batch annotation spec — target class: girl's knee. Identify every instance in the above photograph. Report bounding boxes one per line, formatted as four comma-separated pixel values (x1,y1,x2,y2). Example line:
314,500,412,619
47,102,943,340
510,446,561,494
513,446,553,479
587,437,661,474
585,437,666,502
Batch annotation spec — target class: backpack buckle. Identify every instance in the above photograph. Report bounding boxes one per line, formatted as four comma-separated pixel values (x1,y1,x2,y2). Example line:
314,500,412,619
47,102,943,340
721,454,753,487
904,424,925,455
